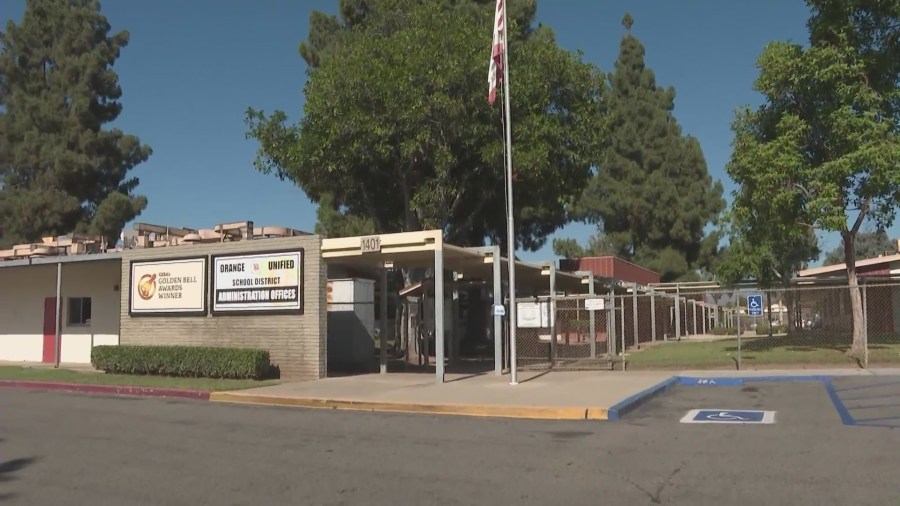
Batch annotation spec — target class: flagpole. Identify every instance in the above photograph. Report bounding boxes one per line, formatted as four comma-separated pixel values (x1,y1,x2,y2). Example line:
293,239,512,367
500,1,518,385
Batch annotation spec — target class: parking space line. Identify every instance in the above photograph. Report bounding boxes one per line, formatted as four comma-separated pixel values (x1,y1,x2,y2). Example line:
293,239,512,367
832,380,900,393
839,392,900,402
853,415,900,424
823,379,857,426
842,402,900,411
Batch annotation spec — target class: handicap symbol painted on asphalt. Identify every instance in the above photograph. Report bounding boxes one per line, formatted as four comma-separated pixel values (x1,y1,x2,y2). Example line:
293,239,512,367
681,409,776,424
705,411,751,421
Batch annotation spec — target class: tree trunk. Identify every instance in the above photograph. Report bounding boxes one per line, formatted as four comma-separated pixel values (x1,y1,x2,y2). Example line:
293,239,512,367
766,291,774,339
785,287,797,332
843,230,865,356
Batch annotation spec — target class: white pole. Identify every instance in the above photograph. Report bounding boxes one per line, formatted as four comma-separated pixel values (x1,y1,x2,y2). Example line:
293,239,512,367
501,1,518,385
435,248,445,383
54,262,62,368
379,268,388,374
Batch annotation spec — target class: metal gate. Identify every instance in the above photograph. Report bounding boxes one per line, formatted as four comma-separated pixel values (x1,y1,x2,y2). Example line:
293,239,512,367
514,295,614,370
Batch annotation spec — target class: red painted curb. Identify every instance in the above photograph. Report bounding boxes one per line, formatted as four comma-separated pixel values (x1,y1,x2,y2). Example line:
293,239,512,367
0,380,211,400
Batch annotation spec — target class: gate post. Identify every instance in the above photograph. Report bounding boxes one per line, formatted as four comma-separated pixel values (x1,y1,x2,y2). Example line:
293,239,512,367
674,285,681,340
862,281,869,368
608,283,617,357
492,246,502,375
379,268,388,374
548,263,557,367
434,246,445,384
692,299,698,336
632,283,639,349
588,275,596,359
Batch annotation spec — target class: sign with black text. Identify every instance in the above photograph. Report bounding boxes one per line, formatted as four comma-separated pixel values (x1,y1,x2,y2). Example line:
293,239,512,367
360,235,381,253
129,257,207,316
211,250,304,314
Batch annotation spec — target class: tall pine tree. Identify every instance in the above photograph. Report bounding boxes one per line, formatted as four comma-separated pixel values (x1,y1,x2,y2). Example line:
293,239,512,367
0,0,151,248
558,14,724,281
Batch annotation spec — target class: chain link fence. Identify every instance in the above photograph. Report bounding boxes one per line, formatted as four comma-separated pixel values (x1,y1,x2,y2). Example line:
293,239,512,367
513,295,615,370
512,281,900,372
626,282,900,370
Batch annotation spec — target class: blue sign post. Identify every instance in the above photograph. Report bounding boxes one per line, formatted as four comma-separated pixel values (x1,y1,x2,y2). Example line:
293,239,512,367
680,409,776,424
747,294,763,317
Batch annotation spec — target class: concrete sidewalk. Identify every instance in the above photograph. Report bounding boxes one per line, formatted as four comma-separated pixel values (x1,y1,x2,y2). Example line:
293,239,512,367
210,367,900,421
210,370,675,420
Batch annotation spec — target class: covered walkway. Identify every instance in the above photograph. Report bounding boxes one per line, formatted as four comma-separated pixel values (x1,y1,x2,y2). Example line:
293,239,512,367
321,230,598,383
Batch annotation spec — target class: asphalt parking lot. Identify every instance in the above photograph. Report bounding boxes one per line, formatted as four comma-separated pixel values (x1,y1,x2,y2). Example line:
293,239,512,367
828,375,900,428
1,378,898,505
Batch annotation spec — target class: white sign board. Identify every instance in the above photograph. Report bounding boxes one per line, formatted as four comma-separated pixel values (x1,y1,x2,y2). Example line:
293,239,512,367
516,301,554,328
212,250,304,314
492,304,506,317
584,298,606,311
129,257,207,316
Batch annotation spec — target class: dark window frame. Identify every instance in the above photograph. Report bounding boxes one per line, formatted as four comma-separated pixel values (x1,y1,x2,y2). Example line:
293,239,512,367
67,297,92,327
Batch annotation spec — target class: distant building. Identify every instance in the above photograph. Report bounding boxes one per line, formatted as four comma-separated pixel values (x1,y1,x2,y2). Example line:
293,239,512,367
559,256,660,286
797,252,900,279
796,251,900,334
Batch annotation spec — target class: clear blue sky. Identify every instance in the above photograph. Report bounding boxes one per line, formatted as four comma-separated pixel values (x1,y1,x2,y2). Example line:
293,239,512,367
4,0,877,264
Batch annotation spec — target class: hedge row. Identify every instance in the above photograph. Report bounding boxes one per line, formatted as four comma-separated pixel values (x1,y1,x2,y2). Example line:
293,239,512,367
755,322,789,335
91,345,272,380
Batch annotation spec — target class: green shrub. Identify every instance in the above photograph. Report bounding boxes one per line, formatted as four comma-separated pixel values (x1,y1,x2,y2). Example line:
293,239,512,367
709,326,732,335
91,345,272,380
755,322,789,336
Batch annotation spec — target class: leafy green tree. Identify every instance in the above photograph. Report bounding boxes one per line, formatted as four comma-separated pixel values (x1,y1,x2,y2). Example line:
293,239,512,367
0,0,151,247
822,229,896,265
719,108,821,290
245,0,607,251
314,193,375,238
562,14,724,282
725,0,900,355
552,233,615,259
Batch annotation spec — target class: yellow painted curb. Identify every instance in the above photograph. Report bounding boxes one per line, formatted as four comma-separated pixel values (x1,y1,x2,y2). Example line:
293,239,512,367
209,392,610,421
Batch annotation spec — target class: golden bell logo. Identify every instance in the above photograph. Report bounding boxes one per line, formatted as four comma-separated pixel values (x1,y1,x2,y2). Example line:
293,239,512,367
138,273,157,300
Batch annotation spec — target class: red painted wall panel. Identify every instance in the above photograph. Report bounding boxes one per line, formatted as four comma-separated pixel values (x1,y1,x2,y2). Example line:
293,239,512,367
559,256,660,285
42,297,57,364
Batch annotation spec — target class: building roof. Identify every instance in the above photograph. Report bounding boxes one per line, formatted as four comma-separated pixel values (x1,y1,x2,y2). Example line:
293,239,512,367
559,256,661,286
0,220,311,266
797,253,900,277
0,251,122,269
322,231,596,294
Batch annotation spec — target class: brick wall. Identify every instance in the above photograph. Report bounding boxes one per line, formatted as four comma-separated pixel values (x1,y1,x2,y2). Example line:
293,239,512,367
119,236,326,380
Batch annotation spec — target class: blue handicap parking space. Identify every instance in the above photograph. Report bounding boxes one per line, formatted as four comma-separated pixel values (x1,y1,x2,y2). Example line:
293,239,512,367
681,409,776,424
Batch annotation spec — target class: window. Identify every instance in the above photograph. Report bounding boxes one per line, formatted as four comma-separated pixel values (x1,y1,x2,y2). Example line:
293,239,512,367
68,297,92,326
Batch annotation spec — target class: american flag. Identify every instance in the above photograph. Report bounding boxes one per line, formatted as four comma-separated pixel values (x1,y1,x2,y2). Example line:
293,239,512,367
488,0,504,105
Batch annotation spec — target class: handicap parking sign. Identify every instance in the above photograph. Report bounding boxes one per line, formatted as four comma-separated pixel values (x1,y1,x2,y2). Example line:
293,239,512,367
680,409,776,424
747,294,763,317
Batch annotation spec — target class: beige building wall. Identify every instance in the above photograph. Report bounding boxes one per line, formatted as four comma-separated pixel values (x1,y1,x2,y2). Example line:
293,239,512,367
0,260,120,364
119,236,326,380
